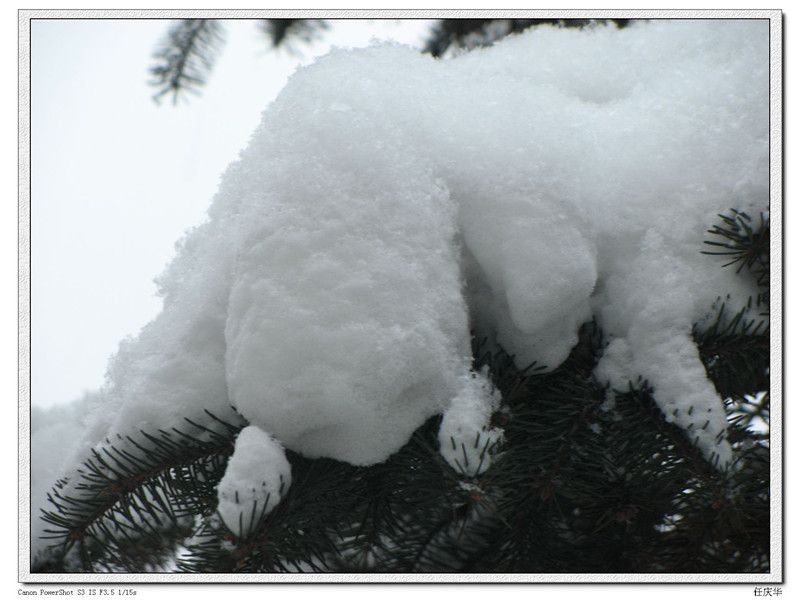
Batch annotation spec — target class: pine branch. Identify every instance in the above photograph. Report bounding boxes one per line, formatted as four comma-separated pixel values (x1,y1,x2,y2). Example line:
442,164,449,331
423,19,632,57
703,209,770,290
727,393,769,437
454,324,770,573
694,301,770,400
649,433,769,572
257,19,329,54
33,411,244,573
150,19,226,104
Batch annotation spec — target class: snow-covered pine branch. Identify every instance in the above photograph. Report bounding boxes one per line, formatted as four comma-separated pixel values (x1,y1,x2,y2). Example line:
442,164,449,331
32,19,770,572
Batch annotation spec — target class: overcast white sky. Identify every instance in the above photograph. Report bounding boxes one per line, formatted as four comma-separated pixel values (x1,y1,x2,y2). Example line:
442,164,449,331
29,17,434,409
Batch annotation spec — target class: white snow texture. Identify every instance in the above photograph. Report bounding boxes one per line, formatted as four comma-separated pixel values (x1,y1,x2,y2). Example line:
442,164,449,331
38,20,768,536
439,368,504,477
216,426,292,536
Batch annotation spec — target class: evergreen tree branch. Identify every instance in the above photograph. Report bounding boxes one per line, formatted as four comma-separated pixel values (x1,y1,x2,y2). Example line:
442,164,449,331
33,411,244,572
257,19,329,54
694,301,769,400
150,19,226,104
703,209,770,289
423,19,632,57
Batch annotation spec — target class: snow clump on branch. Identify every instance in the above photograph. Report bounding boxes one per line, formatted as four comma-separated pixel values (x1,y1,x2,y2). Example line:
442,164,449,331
49,20,768,530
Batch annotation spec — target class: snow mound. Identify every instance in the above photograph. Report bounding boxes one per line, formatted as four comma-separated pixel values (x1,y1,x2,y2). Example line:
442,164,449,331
439,368,504,477
37,19,768,538
223,122,468,465
216,426,292,537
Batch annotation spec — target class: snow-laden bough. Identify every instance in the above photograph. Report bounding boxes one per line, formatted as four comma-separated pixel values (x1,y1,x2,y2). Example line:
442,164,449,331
38,20,768,539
